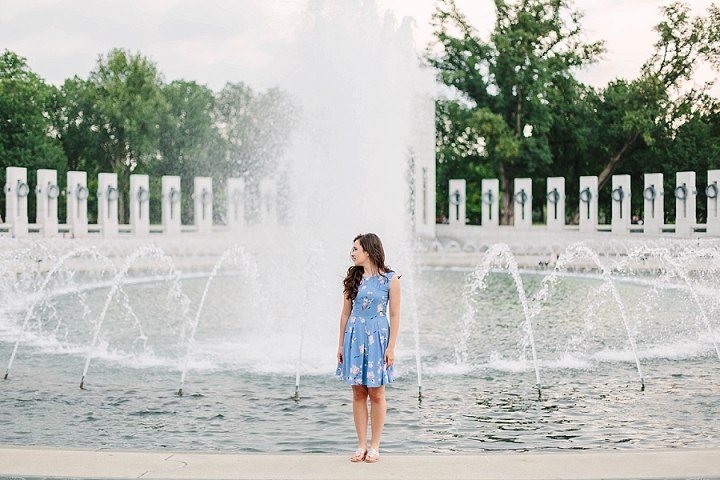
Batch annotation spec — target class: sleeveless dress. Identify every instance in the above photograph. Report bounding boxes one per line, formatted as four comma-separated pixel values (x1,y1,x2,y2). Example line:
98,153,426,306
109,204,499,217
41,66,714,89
336,272,396,387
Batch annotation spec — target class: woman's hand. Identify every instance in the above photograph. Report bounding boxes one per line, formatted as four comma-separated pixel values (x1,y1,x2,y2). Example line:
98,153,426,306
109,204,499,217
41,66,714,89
384,347,395,367
337,346,343,364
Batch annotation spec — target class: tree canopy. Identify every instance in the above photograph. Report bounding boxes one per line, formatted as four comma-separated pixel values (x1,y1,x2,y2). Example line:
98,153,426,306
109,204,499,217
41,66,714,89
0,48,298,225
0,51,66,221
428,0,605,224
429,0,720,225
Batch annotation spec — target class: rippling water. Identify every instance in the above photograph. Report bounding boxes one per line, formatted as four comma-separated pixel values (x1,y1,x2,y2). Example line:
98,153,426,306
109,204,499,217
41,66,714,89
1,269,719,452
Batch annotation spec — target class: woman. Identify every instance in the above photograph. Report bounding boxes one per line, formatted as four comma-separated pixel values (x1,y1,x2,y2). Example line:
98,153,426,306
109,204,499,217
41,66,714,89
336,233,400,463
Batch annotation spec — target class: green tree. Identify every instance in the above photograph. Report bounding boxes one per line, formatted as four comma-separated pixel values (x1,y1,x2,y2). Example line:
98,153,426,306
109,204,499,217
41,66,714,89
154,80,222,224
612,92,720,224
215,82,299,222
0,50,67,222
544,80,597,221
56,48,166,223
436,100,496,223
550,2,720,223
589,3,720,191
427,0,604,224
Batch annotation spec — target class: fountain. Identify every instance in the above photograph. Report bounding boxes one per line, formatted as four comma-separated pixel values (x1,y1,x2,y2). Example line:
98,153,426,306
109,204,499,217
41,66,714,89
79,244,180,389
1,0,720,455
458,244,542,396
4,247,115,380
177,244,256,397
533,243,646,390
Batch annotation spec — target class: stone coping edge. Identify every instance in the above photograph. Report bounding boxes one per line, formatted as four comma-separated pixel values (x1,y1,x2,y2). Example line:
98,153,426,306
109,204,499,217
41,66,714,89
1,445,720,480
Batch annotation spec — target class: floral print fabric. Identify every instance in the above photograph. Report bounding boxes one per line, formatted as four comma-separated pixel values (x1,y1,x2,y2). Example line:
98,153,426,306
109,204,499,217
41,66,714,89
336,272,395,387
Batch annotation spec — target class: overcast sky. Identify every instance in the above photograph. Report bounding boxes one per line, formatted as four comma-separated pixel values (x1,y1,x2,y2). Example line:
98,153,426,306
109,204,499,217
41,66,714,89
1,0,717,93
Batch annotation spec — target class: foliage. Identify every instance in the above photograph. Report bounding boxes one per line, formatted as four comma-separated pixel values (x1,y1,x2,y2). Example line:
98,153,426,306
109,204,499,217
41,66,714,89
215,82,299,222
427,0,605,224
55,49,167,222
154,80,222,224
429,0,720,226
566,3,720,222
37,48,298,226
436,100,495,223
0,50,67,222
587,2,720,195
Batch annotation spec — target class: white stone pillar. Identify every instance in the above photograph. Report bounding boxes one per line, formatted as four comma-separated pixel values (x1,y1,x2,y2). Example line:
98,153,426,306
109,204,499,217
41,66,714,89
448,179,466,226
66,171,88,237
643,173,664,235
513,178,532,229
227,177,245,232
707,169,720,236
97,173,119,237
418,165,437,237
579,176,598,233
481,178,499,228
35,169,59,237
194,177,213,233
675,171,696,237
611,174,631,234
546,177,565,231
259,178,277,226
4,167,30,237
162,176,181,236
409,95,437,239
129,174,150,236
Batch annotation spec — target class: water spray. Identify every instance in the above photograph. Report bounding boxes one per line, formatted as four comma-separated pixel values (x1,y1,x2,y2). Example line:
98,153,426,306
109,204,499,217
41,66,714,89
5,247,114,381
80,245,171,389
397,242,423,400
470,244,543,396
669,250,720,362
405,267,423,400
293,300,308,402
550,243,646,391
177,244,253,397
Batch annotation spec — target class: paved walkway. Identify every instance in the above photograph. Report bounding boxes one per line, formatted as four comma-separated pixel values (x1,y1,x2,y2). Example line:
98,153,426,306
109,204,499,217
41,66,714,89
1,446,719,479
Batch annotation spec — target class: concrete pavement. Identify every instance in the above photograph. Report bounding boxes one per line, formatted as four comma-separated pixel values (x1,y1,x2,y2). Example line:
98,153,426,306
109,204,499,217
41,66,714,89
1,446,720,479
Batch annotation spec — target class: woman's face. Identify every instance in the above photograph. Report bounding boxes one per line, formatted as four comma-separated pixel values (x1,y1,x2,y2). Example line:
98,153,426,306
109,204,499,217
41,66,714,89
351,239,369,266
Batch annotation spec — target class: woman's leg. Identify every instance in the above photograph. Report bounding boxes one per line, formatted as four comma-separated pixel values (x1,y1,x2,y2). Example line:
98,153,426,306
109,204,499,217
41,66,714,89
367,385,386,450
352,385,369,449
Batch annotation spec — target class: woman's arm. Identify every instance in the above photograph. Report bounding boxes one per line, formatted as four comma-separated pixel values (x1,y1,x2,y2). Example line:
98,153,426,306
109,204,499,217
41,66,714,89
385,274,401,367
337,295,352,364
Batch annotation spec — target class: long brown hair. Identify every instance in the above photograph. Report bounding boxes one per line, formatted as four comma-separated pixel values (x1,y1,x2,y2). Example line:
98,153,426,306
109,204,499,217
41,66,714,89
343,233,393,301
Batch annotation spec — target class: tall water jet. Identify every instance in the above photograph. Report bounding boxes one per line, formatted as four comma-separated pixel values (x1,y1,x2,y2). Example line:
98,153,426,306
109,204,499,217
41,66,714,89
634,245,720,362
277,0,435,265
4,247,115,380
177,244,256,397
539,242,646,390
293,241,326,401
258,0,436,401
671,247,720,361
464,244,542,396
80,244,177,389
395,242,424,400
406,268,424,400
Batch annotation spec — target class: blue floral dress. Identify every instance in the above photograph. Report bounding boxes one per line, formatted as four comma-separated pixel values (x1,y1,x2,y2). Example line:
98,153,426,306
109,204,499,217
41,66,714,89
336,272,395,387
